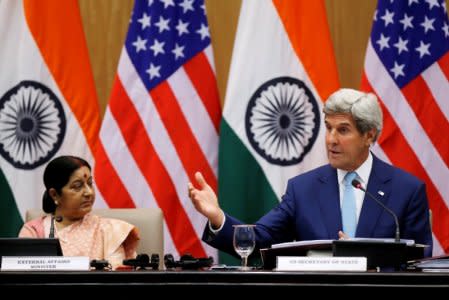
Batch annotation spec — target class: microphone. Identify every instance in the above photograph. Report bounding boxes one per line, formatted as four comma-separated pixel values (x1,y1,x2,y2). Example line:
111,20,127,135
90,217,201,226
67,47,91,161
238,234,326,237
123,254,159,270
351,179,400,242
49,215,63,238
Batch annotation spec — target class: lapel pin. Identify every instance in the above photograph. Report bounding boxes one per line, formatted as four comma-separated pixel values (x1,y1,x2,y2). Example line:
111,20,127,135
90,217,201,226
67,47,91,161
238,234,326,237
378,190,385,196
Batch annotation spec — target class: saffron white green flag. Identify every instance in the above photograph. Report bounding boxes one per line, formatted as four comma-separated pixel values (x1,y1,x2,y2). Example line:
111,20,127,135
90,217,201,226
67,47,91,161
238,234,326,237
218,0,339,263
0,0,101,237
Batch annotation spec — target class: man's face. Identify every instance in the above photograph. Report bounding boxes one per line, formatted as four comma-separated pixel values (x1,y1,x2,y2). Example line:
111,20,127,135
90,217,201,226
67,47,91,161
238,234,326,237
325,113,375,171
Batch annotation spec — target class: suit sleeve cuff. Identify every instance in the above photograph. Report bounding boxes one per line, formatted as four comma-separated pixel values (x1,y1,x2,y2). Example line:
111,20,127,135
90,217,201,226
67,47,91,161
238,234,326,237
208,212,226,235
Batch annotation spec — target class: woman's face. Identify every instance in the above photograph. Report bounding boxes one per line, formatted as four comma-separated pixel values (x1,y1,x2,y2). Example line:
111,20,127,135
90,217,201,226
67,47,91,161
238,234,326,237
52,166,95,220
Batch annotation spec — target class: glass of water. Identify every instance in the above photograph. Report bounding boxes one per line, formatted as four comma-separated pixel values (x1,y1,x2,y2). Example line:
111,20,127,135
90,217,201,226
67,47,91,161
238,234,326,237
233,224,256,270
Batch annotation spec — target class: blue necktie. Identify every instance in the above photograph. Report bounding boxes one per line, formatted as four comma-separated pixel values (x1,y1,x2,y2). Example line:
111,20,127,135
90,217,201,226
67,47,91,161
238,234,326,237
342,172,357,237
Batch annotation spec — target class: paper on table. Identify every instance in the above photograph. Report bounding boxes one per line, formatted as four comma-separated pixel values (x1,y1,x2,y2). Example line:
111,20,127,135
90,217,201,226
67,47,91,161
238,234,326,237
271,240,333,249
271,238,415,249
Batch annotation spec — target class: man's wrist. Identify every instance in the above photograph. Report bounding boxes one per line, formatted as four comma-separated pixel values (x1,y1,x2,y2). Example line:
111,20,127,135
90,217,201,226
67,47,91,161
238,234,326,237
209,211,226,234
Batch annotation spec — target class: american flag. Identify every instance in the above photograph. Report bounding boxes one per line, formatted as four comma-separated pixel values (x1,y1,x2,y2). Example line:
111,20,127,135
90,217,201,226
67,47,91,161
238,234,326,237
361,0,449,254
95,0,221,258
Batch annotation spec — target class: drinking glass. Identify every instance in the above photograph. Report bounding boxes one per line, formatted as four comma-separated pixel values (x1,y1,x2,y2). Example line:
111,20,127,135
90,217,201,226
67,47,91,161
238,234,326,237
233,224,256,270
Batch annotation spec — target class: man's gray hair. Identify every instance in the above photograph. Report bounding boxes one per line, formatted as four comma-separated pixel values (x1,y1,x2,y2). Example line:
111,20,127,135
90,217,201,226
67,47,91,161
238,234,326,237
323,88,383,142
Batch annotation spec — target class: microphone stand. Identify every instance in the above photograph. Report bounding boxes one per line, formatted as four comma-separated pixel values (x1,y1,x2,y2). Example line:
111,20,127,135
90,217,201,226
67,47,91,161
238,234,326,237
49,215,56,238
49,215,63,238
352,180,400,242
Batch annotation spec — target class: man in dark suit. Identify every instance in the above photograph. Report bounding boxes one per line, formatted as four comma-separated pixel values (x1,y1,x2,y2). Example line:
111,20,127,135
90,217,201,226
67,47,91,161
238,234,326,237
188,88,433,257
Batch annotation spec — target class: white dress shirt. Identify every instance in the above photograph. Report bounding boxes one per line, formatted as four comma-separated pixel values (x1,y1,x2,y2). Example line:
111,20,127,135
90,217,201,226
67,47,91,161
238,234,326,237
337,152,373,223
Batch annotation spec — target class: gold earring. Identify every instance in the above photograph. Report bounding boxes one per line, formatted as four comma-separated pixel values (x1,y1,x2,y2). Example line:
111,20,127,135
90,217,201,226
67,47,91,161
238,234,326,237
54,201,59,206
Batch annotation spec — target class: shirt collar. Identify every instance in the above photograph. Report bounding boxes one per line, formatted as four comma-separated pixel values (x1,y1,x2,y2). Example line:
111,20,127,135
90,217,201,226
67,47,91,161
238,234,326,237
337,152,373,187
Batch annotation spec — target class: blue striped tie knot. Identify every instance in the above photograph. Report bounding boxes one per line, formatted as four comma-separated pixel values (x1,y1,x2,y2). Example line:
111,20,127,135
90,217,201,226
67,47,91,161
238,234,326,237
342,172,357,237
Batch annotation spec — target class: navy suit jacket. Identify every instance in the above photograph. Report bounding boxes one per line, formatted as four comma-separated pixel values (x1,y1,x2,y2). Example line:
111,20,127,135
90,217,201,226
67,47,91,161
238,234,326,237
204,155,433,257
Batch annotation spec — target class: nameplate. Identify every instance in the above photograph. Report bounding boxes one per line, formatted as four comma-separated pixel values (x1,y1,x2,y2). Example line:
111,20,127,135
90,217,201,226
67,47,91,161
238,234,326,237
1,256,90,271
276,256,367,271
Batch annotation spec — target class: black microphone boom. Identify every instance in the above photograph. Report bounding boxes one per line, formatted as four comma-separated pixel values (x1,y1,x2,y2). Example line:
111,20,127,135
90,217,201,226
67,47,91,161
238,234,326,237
351,179,400,242
49,216,55,238
49,215,63,238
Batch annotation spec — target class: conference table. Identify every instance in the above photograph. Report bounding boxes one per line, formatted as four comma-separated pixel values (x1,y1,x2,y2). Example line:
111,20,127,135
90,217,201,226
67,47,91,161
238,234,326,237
1,269,449,292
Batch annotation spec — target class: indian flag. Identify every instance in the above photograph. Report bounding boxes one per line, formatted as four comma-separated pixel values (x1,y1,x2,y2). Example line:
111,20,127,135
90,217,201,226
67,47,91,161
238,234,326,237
218,0,339,263
0,0,101,236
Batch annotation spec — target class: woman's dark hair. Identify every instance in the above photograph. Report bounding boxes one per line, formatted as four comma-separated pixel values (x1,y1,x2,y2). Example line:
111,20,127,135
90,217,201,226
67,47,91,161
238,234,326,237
42,155,91,213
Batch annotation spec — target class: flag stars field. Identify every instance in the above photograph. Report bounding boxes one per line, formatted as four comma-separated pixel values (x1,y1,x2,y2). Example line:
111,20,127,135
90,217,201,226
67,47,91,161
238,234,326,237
393,37,409,54
176,19,189,36
179,0,194,13
149,39,165,56
416,41,431,58
155,16,170,33
146,63,161,79
132,36,147,53
400,14,414,30
172,44,185,60
137,13,151,30
421,16,435,33
196,23,210,40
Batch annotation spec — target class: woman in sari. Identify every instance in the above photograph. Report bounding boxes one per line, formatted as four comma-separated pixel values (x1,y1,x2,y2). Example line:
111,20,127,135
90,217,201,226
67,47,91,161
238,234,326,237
19,155,140,269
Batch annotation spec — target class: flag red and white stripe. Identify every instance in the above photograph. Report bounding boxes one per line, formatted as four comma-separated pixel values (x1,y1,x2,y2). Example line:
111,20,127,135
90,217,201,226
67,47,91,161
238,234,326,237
94,0,221,259
361,0,449,254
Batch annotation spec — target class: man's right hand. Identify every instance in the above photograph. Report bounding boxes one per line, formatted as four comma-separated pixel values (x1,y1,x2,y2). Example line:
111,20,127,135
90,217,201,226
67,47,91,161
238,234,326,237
188,172,224,229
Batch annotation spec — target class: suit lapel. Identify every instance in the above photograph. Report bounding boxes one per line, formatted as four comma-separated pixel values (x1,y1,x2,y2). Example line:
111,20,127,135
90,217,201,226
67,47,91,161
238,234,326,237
317,166,342,239
356,155,392,237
